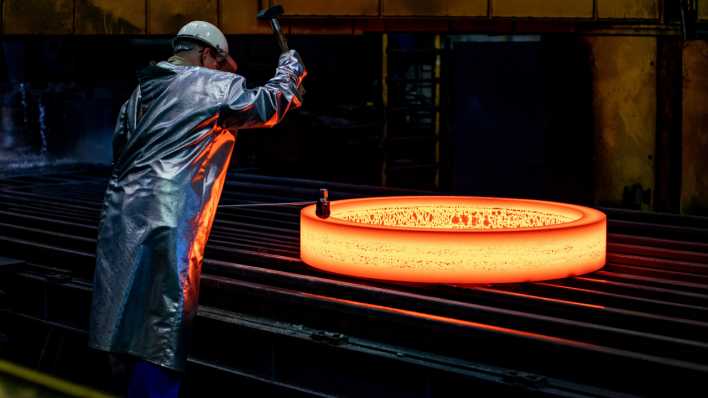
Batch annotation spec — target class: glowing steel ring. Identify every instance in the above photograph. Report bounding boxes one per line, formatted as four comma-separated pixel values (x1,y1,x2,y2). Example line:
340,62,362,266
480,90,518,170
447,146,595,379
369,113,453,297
300,196,606,284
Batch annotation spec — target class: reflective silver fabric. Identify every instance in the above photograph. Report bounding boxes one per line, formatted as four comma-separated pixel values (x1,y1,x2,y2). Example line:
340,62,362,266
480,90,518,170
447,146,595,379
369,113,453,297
89,50,306,371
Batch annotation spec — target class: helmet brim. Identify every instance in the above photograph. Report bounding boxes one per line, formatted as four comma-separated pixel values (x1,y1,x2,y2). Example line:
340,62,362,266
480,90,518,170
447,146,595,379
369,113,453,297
173,34,228,57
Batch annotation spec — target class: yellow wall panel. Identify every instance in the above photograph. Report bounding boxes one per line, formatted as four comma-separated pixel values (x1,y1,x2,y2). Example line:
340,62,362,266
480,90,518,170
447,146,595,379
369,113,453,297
76,0,145,34
149,0,218,35
222,0,271,34
597,0,658,19
383,0,486,16
447,0,487,17
290,20,355,34
587,36,657,206
223,0,367,34
383,0,447,16
3,0,74,34
681,40,708,215
279,0,379,16
493,0,593,18
700,0,708,21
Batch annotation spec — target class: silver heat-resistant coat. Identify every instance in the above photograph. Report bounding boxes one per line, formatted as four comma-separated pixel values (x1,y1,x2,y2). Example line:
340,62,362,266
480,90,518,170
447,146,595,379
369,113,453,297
89,50,306,371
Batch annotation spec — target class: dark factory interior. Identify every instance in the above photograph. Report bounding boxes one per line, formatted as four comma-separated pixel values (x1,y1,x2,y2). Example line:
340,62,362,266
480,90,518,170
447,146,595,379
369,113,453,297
1,1,708,397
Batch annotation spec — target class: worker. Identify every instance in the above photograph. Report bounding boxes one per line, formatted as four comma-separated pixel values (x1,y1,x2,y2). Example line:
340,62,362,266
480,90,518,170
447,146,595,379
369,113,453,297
88,21,306,397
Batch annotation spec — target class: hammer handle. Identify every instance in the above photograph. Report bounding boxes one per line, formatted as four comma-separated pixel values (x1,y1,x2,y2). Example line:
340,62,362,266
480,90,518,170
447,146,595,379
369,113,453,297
270,19,289,53
269,17,304,97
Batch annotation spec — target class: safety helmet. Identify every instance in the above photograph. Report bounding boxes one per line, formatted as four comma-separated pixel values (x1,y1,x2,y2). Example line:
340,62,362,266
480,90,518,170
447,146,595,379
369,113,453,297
173,21,228,56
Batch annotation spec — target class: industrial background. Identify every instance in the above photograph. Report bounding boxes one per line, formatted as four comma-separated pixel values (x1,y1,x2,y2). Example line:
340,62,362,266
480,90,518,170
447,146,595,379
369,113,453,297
1,1,708,397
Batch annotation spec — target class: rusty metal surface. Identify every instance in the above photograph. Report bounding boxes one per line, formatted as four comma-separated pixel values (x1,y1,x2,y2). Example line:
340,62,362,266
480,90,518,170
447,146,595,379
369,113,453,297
587,36,657,207
700,0,708,21
597,0,659,19
382,0,485,16
148,0,218,35
0,0,700,35
654,36,683,213
221,0,270,34
492,0,593,18
681,40,708,215
383,0,487,16
75,0,145,34
448,0,487,16
3,0,74,34
289,20,355,35
382,0,447,16
281,0,379,16
222,0,364,35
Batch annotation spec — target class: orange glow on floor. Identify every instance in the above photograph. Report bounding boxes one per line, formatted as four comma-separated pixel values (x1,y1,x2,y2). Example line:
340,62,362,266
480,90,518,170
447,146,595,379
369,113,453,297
300,196,606,283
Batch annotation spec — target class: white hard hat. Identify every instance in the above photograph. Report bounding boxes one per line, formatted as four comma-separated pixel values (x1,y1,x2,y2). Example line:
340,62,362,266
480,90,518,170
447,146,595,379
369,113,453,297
173,21,228,56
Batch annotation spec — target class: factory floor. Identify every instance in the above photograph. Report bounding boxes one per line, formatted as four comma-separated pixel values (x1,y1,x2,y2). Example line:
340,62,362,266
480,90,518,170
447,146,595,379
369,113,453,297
0,358,114,398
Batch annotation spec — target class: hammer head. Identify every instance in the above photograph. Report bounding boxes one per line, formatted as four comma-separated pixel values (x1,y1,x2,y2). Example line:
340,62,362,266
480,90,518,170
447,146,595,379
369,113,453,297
257,5,284,20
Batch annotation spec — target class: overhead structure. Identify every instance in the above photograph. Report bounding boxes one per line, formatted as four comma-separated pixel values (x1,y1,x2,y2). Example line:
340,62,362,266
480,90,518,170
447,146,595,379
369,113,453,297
3,0,701,35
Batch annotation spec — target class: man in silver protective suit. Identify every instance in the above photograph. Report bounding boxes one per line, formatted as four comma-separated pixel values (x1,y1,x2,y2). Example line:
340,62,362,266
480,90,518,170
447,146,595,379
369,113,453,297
88,21,306,396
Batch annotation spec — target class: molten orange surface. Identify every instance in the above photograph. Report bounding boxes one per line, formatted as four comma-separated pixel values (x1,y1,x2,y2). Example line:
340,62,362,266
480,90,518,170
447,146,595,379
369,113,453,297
300,196,606,283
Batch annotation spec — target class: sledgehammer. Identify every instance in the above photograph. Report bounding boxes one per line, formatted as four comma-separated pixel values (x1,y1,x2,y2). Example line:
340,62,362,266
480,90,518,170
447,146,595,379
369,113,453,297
257,5,289,53
257,4,305,96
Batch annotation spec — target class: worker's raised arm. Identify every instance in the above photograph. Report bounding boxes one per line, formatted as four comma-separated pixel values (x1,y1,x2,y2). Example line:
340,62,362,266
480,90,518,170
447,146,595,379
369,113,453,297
221,50,306,129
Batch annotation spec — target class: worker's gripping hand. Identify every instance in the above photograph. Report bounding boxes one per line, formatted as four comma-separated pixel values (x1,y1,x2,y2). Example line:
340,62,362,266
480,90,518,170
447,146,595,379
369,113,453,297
281,50,307,85
279,49,306,100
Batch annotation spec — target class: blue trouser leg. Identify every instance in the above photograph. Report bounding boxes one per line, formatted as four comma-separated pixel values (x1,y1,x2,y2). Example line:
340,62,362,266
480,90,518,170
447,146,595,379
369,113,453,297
127,360,181,398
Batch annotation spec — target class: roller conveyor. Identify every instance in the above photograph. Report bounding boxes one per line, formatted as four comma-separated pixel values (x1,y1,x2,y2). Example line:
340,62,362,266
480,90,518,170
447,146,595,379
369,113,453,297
1,165,707,397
